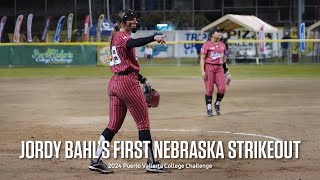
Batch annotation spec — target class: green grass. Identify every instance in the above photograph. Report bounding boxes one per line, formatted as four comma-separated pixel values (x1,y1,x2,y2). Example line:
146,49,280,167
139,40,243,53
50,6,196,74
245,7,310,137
139,58,197,65
0,66,109,78
230,64,320,79
1,64,320,79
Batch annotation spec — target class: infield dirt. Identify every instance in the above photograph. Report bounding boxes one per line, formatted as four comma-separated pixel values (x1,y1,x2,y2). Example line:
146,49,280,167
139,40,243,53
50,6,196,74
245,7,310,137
1,78,320,179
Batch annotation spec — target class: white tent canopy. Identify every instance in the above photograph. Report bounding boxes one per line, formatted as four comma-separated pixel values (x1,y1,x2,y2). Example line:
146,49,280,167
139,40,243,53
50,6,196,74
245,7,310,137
200,14,278,38
307,21,320,38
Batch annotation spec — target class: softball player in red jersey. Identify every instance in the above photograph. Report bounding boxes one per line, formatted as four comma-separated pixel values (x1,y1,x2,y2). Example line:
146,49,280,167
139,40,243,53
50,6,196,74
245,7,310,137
200,27,231,117
89,9,168,174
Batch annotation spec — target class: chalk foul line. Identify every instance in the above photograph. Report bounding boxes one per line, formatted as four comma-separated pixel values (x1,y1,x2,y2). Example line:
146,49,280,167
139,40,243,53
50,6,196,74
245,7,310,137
124,129,283,142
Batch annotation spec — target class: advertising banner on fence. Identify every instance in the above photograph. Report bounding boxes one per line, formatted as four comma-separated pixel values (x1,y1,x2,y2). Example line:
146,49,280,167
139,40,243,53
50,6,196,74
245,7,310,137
7,45,96,66
132,30,278,59
27,14,33,42
131,30,209,58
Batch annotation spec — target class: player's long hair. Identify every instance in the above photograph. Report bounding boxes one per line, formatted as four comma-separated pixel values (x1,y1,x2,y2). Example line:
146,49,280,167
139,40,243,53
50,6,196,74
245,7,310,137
110,11,126,53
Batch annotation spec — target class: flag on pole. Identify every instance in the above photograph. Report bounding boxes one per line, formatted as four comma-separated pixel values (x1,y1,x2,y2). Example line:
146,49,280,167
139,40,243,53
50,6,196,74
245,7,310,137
54,16,66,43
299,22,306,52
13,15,24,43
27,14,33,42
67,13,74,42
259,25,265,54
41,16,51,42
0,16,7,43
83,15,90,41
96,14,104,42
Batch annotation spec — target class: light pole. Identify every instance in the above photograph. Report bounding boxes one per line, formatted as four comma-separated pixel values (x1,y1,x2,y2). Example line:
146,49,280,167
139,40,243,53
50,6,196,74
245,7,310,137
192,0,194,29
74,0,77,29
89,0,93,27
45,0,47,15
163,0,166,23
14,0,16,17
297,0,302,61
107,0,110,22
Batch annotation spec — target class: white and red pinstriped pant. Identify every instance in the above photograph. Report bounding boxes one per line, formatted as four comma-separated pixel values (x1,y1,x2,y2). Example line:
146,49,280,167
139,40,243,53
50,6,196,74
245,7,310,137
107,73,150,133
204,64,226,96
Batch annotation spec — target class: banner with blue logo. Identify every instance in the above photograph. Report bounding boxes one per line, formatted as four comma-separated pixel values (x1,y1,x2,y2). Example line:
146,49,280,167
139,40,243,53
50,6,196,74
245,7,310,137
54,16,66,43
299,23,305,52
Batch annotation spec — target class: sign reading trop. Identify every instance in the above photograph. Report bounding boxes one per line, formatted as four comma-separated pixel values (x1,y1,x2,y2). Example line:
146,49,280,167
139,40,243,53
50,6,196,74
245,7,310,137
131,31,208,58
131,30,278,58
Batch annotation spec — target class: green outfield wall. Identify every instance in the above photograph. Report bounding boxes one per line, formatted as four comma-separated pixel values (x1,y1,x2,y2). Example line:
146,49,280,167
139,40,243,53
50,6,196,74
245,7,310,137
0,47,11,66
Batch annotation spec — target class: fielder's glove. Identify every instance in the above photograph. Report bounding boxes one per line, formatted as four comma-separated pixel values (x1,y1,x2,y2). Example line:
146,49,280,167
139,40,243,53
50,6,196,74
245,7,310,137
225,71,232,85
143,84,160,108
137,73,147,84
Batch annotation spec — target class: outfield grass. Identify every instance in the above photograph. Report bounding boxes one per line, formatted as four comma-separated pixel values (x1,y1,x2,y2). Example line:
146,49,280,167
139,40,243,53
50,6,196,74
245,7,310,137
0,64,320,79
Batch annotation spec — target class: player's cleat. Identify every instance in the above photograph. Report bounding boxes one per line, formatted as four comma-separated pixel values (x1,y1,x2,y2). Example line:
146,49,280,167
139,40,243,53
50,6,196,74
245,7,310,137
215,104,221,115
207,109,213,117
89,159,113,174
146,160,170,173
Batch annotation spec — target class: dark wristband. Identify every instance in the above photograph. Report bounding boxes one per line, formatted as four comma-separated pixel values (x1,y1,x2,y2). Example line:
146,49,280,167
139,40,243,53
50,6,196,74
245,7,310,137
223,63,228,73
137,73,147,84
